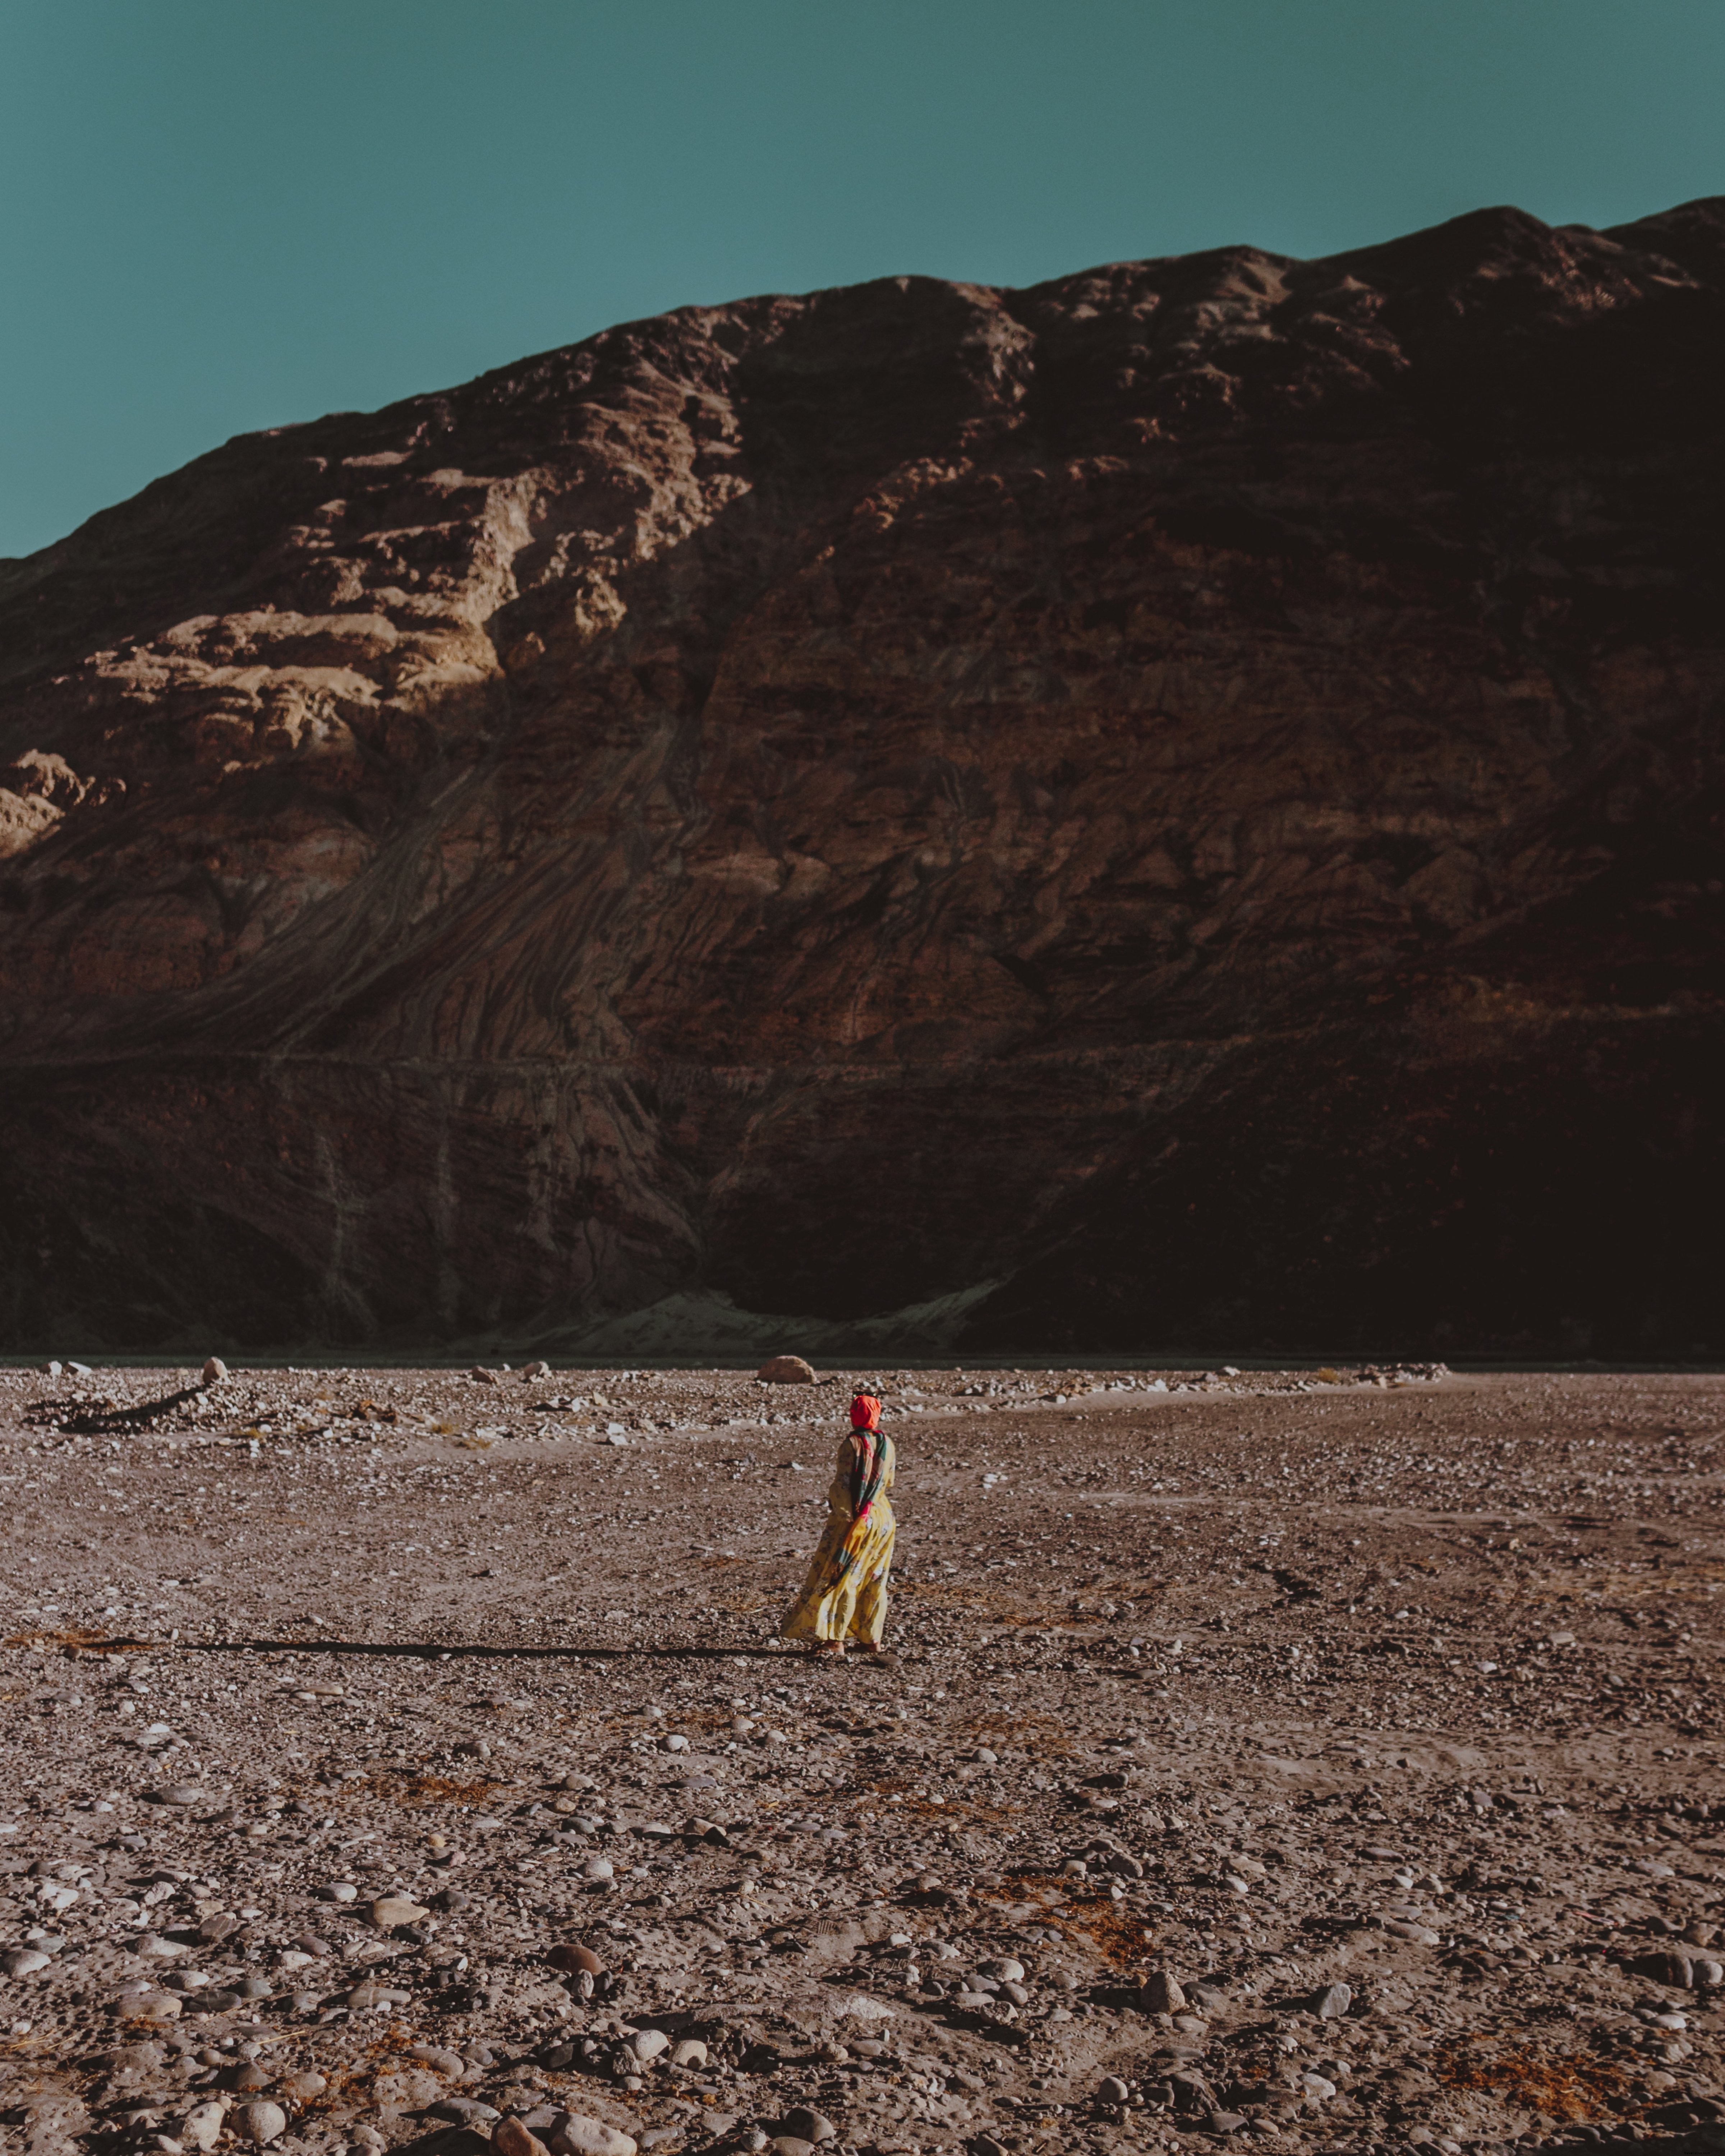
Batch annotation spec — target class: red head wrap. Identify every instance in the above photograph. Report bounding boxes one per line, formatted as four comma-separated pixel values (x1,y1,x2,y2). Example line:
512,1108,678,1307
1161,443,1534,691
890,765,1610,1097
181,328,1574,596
850,1392,882,1432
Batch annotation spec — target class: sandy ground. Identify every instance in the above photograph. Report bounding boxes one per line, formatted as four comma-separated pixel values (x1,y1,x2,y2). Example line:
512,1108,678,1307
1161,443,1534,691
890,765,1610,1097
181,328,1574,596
1,1362,1722,2156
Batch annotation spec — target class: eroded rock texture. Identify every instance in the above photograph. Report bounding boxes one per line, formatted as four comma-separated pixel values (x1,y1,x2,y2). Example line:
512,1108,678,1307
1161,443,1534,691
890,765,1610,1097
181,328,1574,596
1,200,1721,1354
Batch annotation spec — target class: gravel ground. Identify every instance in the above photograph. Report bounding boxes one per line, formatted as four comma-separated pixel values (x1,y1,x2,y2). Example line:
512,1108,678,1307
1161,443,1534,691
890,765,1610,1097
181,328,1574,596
1,1363,1722,2156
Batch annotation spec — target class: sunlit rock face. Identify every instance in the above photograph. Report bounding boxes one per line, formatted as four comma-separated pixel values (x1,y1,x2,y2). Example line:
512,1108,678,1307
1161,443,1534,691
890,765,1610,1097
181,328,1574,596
1,199,1721,1355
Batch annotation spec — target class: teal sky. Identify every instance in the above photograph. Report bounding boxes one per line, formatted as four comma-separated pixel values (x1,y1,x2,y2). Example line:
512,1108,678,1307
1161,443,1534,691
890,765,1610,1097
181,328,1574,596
2,0,1720,561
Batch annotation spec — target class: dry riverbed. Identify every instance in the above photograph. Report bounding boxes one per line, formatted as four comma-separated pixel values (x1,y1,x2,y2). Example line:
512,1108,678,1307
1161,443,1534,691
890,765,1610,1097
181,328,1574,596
1,1364,1722,2156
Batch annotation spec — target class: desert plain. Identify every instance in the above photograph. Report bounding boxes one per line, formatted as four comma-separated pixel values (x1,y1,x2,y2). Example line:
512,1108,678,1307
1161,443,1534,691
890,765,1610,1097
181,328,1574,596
1,1362,1721,2156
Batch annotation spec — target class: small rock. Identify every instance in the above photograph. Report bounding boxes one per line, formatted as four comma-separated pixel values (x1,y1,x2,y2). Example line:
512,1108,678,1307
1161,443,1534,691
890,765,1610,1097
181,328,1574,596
757,1355,817,1385
147,1785,207,1808
1383,1919,1440,1945
107,2044,169,2074
202,1357,228,1386
433,2100,503,2127
409,2045,466,2075
548,1941,606,1976
120,1989,183,2022
1314,1981,1353,2018
781,2111,834,2146
317,1881,359,1902
1141,1970,1186,2013
280,2072,326,2102
661,1733,689,1752
495,2122,552,2156
198,1913,240,1944
1,1947,52,1977
222,2064,271,2093
1206,2110,1248,2134
138,1933,190,1960
981,1957,1024,1982
670,2040,707,2068
1097,2077,1130,2106
180,2103,227,2151
1301,2073,1337,2101
371,1894,430,1931
549,2114,638,2156
629,2029,670,2062
581,1858,615,1881
523,1361,552,1380
236,2102,287,2146
470,1367,501,1385
973,1748,999,1765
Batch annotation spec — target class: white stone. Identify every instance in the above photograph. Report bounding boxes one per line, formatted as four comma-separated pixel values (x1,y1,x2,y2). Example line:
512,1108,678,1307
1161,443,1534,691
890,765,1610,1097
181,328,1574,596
238,2101,287,2146
180,2102,228,2151
581,1859,615,1881
550,2114,638,2156
629,2028,670,2061
842,1995,895,2021
319,1882,359,1902
138,1934,190,1960
2,1948,51,1977
981,1957,1024,1982
671,2041,708,2068
202,1358,228,1385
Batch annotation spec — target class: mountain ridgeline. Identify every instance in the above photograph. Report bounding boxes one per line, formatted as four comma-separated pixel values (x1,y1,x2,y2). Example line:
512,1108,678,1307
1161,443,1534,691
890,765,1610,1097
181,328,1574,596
1,198,1721,1354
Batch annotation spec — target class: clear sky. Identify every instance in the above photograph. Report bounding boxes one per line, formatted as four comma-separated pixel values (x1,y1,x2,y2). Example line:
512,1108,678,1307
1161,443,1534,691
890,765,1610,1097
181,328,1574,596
1,0,1720,561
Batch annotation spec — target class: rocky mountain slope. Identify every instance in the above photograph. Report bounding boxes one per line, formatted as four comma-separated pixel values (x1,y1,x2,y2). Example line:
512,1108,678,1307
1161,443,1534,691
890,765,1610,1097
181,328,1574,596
1,199,1721,1354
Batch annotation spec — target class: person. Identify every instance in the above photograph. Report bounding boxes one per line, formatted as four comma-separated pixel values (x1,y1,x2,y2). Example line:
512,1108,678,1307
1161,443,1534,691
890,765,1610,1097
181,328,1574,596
781,1390,896,1656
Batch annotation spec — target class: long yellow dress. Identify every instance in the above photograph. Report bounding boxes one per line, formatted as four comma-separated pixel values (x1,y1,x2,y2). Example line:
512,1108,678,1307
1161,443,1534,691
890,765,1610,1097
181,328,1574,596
782,1429,897,1648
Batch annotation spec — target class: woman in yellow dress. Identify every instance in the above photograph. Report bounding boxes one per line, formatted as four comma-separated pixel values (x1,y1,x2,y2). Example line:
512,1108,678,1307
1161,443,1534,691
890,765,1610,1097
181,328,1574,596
782,1391,896,1655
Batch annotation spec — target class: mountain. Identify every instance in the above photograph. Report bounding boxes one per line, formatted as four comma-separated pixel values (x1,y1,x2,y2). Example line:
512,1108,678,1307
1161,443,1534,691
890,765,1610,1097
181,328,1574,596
2,198,1722,1355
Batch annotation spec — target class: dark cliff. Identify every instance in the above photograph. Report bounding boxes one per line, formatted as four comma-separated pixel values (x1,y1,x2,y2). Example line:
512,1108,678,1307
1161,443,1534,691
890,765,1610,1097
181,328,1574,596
1,198,1721,1355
